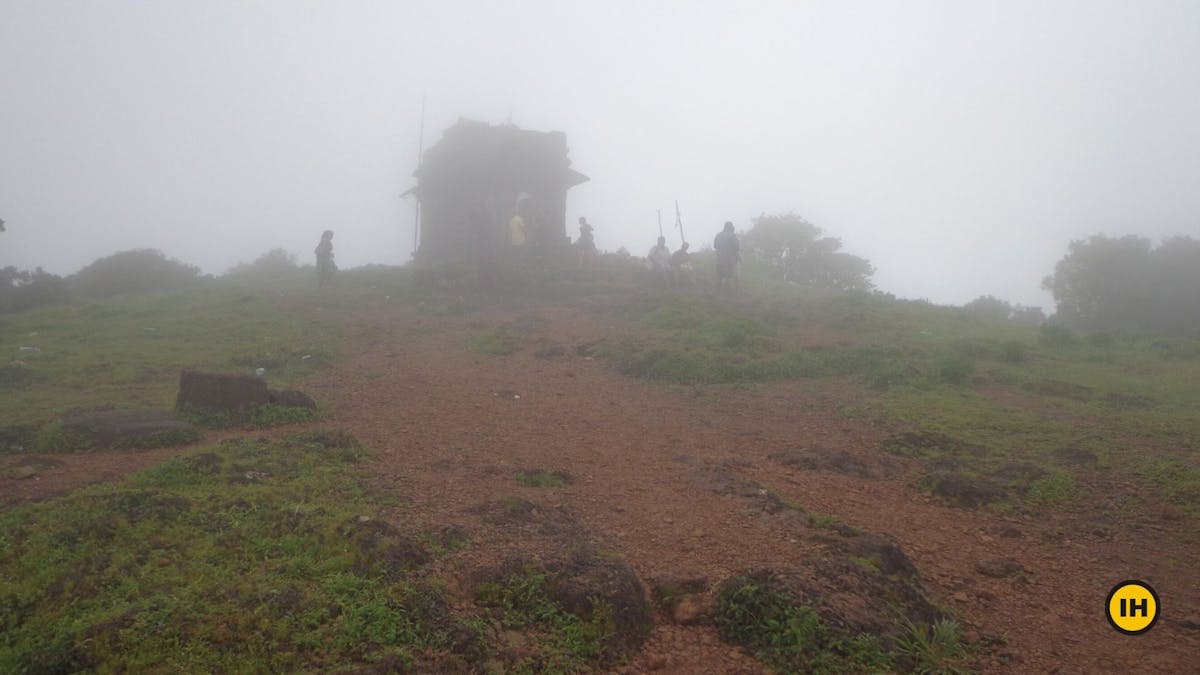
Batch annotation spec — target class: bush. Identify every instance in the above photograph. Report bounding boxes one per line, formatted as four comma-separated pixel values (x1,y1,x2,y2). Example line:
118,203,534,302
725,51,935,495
224,248,300,283
1038,323,1076,347
0,267,70,313
69,249,203,298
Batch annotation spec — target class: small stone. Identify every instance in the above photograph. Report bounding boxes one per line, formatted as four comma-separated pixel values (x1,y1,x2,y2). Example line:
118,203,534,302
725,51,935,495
952,592,971,603
975,558,1027,578
7,465,38,480
691,528,705,538
673,595,712,625
646,654,669,670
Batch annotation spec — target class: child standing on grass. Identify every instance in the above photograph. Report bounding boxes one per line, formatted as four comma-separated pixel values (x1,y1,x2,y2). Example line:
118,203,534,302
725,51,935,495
315,230,336,288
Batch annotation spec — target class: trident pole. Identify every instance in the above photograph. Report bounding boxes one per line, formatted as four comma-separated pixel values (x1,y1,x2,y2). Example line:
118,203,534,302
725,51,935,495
412,95,426,256
674,200,686,245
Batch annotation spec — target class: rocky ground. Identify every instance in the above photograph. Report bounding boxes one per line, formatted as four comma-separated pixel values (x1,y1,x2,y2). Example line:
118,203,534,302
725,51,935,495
5,292,1198,673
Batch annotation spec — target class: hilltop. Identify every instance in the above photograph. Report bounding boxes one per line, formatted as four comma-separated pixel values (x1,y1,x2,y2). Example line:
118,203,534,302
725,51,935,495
2,265,1197,673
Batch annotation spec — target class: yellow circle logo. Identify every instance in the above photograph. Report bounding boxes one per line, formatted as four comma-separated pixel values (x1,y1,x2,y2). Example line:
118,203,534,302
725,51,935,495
1106,580,1160,635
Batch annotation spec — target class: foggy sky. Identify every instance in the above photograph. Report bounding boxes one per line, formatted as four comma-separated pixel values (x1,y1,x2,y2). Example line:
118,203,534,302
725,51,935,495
2,0,1198,308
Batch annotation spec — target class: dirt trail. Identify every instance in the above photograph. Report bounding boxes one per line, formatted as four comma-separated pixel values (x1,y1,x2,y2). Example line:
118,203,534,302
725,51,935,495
6,294,1197,672
317,299,1199,673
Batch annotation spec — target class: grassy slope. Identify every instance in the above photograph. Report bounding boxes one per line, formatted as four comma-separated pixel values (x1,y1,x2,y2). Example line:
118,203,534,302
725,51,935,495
0,283,339,427
0,432,483,673
2,263,1198,672
598,285,1200,514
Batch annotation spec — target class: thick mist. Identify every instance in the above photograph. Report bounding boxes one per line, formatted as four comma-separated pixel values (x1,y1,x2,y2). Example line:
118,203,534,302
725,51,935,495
2,0,1198,307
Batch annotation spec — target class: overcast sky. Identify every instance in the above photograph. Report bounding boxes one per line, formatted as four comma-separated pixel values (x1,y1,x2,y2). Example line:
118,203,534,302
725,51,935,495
2,1,1198,307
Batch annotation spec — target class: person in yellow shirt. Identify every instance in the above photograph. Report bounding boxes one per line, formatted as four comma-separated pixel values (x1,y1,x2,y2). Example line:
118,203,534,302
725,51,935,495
509,214,526,247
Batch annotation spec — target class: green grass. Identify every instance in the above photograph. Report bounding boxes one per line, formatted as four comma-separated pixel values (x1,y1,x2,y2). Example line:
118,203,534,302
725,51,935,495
0,432,489,673
714,575,893,673
0,285,338,426
179,403,321,430
474,565,616,672
466,326,521,355
602,289,1200,514
893,618,972,675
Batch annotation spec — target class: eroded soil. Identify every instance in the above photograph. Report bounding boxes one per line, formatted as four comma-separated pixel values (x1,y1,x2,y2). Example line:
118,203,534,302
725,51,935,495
5,294,1198,673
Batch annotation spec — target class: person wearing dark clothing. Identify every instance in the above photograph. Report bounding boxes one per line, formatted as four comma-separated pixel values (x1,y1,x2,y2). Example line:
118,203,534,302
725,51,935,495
315,230,336,288
671,241,692,289
714,221,740,296
576,217,597,268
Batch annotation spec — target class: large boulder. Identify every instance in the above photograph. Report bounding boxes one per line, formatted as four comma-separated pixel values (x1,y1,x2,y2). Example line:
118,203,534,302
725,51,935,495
175,370,268,413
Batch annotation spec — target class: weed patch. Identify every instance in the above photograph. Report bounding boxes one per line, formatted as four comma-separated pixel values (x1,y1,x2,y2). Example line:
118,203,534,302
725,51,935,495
0,432,483,672
178,403,318,429
466,326,521,356
715,573,892,673
473,556,649,670
31,422,92,453
0,287,338,427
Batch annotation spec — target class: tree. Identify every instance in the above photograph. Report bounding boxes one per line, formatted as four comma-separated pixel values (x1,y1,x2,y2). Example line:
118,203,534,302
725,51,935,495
70,249,203,298
742,213,874,291
224,248,300,282
963,295,1012,321
1043,234,1200,334
1,266,70,312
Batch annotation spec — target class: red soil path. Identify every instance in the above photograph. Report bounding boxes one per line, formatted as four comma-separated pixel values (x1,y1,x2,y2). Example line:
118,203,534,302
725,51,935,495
6,294,1198,673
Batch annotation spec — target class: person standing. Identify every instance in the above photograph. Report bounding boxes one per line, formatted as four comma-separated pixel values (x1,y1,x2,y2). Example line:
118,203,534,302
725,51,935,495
671,241,692,290
315,230,336,288
647,235,673,289
576,216,597,268
714,221,740,296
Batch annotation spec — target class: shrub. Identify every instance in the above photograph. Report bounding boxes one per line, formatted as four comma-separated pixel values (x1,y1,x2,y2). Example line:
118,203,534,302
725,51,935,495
1038,323,1076,347
224,248,301,283
0,266,70,313
70,249,203,298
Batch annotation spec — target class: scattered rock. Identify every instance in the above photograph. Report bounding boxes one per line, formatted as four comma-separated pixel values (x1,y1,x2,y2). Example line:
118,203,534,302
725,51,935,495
975,558,1027,578
493,389,521,400
672,595,712,625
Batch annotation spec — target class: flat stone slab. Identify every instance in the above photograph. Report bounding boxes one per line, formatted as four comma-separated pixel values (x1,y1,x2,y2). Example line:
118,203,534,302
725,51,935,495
62,409,197,446
176,370,268,412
